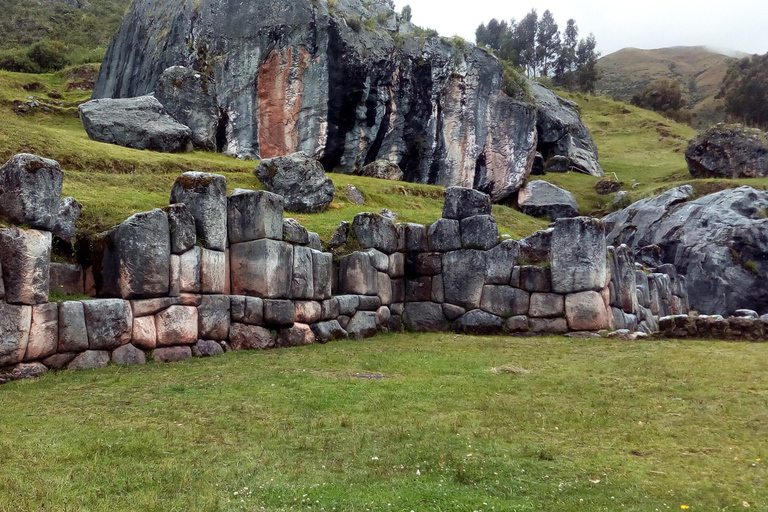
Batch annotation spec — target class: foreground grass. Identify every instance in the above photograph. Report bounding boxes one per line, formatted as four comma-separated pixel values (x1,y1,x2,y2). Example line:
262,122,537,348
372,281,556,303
1,333,766,511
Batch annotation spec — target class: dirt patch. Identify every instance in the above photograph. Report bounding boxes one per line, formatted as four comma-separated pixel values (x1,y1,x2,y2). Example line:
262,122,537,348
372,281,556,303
490,364,531,376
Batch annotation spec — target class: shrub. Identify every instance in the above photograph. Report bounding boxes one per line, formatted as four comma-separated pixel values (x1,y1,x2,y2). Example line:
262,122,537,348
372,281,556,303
27,40,70,72
0,49,40,73
501,62,531,102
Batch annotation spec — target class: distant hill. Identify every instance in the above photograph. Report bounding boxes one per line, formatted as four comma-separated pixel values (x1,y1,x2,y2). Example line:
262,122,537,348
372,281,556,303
596,46,750,128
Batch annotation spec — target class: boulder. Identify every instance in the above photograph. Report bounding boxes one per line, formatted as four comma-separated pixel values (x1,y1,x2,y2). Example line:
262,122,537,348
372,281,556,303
53,197,82,244
442,250,486,309
346,184,365,205
358,160,404,181
24,303,59,361
83,299,133,350
154,66,220,151
198,295,230,340
402,302,449,332
169,172,227,251
155,305,198,346
442,187,492,220
263,299,295,327
131,298,181,317
595,179,622,195
0,303,32,366
112,343,146,365
131,315,157,351
67,350,110,370
165,204,196,255
346,311,380,339
529,81,603,177
0,227,51,305
311,320,347,343
321,298,340,320
518,180,579,221
79,96,193,152
153,346,192,363
0,362,47,384
229,323,275,350
480,286,530,318
604,185,768,315
352,213,398,254
550,217,607,294
276,323,315,347
283,218,310,245
255,152,335,213
442,304,466,321
544,155,570,173
454,310,505,335
192,339,224,358
230,239,293,298
506,315,530,332
460,215,498,250
485,240,520,285
59,301,89,353
685,124,768,179
0,153,63,231
308,232,322,251
565,291,611,331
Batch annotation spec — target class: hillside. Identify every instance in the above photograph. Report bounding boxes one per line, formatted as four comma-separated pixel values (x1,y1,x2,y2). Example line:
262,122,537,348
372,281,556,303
596,46,748,128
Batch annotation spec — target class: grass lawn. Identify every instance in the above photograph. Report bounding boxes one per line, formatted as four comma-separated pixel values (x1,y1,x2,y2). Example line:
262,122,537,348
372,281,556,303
1,334,766,511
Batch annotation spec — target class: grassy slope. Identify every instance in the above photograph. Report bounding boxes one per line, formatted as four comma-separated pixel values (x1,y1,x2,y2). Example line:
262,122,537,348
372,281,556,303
1,334,767,511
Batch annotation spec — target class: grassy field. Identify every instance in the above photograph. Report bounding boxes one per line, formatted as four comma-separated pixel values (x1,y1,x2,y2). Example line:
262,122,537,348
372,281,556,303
1,333,766,511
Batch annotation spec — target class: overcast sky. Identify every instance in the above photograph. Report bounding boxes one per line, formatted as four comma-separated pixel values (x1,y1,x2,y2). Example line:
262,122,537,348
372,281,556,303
394,0,768,57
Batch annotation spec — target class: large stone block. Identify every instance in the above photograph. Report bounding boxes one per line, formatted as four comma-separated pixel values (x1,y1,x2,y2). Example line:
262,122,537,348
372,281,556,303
442,250,487,310
336,295,360,316
0,153,63,230
403,302,448,332
0,227,51,305
169,172,227,251
282,218,310,245
388,253,405,278
454,310,505,335
291,246,314,299
346,311,380,339
229,323,275,350
155,305,198,346
198,295,230,340
365,249,389,272
338,252,378,296
405,252,442,278
312,251,333,300
131,297,180,317
519,266,552,293
230,296,264,325
24,303,58,361
276,323,315,347
431,274,444,303
529,293,565,318
200,248,226,294
83,299,133,350
230,239,293,298
53,197,82,245
131,315,157,351
565,291,611,331
406,277,432,303
112,343,146,366
165,203,196,255
179,247,202,293
427,218,461,252
311,320,347,343
485,240,520,284
264,299,295,327
294,301,322,324
519,229,553,264
460,215,498,250
378,272,393,305
442,187,492,220
0,303,32,366
404,223,428,252
67,350,110,370
551,217,607,294
153,346,192,363
49,263,84,296
352,213,398,254
58,301,88,353
480,286,530,318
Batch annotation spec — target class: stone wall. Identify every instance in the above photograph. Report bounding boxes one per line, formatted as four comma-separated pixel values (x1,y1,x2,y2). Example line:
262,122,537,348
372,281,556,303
0,155,690,385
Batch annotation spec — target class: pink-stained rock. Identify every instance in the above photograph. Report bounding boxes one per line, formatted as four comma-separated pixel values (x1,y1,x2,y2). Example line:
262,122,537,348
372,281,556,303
294,301,322,324
228,323,275,350
131,315,157,351
24,303,58,361
0,303,32,366
131,297,180,317
565,291,612,331
276,323,314,347
0,362,47,384
153,346,192,363
155,305,198,346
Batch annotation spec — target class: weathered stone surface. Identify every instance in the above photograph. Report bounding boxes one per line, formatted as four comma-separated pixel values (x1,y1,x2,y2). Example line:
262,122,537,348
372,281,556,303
0,362,47,384
202,249,226,294
346,311,380,340
311,320,347,343
364,249,389,273
605,185,768,315
0,153,63,230
154,66,220,151
402,302,448,332
155,305,198,346
337,295,360,316
58,301,88,353
42,353,76,370
131,297,180,317
80,96,192,152
518,180,579,221
283,218,310,245
53,197,82,244
227,189,284,245
565,291,611,331
485,240,520,285
358,295,382,311
178,248,201,293
321,298,340,320
49,263,84,296
230,239,293,298
169,172,227,251
198,295,230,340
595,178,622,195
481,286,530,318
608,245,639,315
454,310,505,335
83,299,133,350
294,301,322,324
530,317,568,334
0,303,32,366
460,215,498,250
442,187,492,220
0,227,51,305
529,293,565,318
427,218,461,252
277,323,315,347
544,155,571,173
328,222,351,251
153,346,192,363
506,315,530,332
264,299,295,327
430,274,444,303
404,223,428,252
443,250,486,309
405,252,442,277
24,303,58,361
442,303,466,321
519,229,553,264
529,81,603,177
131,315,157,351
352,213,398,254
358,160,404,181
734,309,759,319
388,253,405,278
685,124,768,179
376,306,391,326
192,339,224,357
378,272,393,305
255,152,335,213
67,350,110,370
406,277,432,303
519,266,551,293
230,296,264,325
312,251,333,300
338,252,378,296
112,343,146,365
229,323,275,350
550,217,607,294
165,203,196,255
291,246,314,299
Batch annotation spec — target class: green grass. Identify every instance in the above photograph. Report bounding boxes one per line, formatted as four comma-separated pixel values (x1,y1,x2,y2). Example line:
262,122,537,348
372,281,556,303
1,333,766,510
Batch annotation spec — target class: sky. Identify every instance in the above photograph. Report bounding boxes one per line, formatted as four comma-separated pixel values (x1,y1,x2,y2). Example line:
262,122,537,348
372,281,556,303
393,0,768,57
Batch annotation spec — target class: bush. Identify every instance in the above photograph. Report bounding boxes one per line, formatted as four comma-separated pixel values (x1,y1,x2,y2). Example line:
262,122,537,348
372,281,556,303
502,62,531,102
0,49,40,73
27,40,70,72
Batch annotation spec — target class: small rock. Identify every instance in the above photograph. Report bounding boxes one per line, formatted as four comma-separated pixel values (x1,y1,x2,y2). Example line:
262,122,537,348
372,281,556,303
346,184,365,205
358,160,404,181
595,178,622,195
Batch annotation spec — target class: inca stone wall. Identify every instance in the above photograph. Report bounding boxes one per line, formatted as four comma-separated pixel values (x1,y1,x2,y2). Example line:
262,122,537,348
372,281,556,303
1,153,692,385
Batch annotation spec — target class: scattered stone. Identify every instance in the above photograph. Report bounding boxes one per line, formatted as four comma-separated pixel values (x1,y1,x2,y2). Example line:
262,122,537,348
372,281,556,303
346,184,365,205
295,301,322,324
169,172,227,251
0,153,63,230
595,178,622,195
358,160,404,181
255,152,335,213
685,124,768,179
518,180,579,221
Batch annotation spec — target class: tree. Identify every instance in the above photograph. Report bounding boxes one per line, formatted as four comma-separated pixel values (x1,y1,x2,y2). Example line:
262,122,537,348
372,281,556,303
553,19,578,88
535,10,560,77
717,52,768,129
401,5,412,22
516,9,538,77
575,33,600,93
631,79,687,112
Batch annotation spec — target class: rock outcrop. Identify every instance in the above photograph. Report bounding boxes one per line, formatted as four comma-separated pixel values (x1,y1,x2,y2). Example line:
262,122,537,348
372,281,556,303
686,124,768,179
92,0,539,201
604,185,768,315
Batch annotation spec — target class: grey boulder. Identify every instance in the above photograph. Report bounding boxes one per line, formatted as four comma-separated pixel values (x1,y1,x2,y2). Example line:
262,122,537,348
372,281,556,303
53,197,82,245
255,152,335,213
686,124,768,179
357,160,404,181
170,172,227,251
0,153,63,231
518,180,579,221
228,189,284,244
442,187,492,220
0,227,51,305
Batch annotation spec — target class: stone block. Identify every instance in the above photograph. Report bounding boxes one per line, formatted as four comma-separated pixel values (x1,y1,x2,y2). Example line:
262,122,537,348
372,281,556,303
530,317,568,334
169,172,227,251
201,249,226,294
131,315,157,351
155,305,198,346
551,217,607,294
403,302,448,332
53,197,82,245
264,299,294,327
227,189,283,244
391,278,405,304
0,303,32,366
378,272,393,305
442,303,466,321
442,187,492,220
352,213,398,254
0,153,63,230
83,299,133,351
198,295,230,340
519,229,553,265
336,295,360,316
131,297,180,317
406,277,432,302
67,350,110,370
58,301,88,353
309,232,322,251
229,323,275,350
230,296,264,325
24,303,58,361
529,293,565,318
443,250,486,309
485,240,520,285
365,249,389,272
42,353,76,370
565,291,611,331
427,218,461,252
454,310,505,335
276,323,315,347
49,263,84,296
388,253,405,278
312,251,333,300
311,320,347,343
230,239,293,298
520,266,551,293
346,311,380,339
169,254,181,297
358,296,382,311
283,218,310,245
338,252,378,296
192,339,224,358
112,343,146,365
480,286,530,318
431,274,444,303
505,315,530,332
0,227,51,305
404,223,428,252
165,203,196,255
295,301,322,324
321,298,340,321
153,346,192,363
179,247,202,293
460,215,498,250
291,245,314,299
405,252,442,277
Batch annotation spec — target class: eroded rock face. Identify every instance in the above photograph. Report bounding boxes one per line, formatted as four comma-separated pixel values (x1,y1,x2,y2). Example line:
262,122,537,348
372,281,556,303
255,152,335,213
0,154,63,231
686,124,768,179
79,96,193,152
604,185,768,315
93,0,538,201
53,197,82,245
